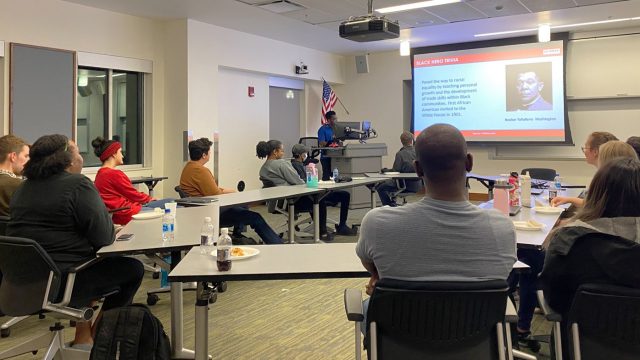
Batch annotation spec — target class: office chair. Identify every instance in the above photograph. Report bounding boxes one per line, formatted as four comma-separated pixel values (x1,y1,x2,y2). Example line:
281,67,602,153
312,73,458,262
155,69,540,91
344,279,511,360
260,178,313,241
174,185,188,199
299,137,321,163
521,168,557,181
0,236,114,359
389,179,423,206
538,284,640,360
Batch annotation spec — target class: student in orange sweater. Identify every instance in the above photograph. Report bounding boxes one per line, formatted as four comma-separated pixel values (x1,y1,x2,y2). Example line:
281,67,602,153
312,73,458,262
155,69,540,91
180,138,283,244
92,137,173,224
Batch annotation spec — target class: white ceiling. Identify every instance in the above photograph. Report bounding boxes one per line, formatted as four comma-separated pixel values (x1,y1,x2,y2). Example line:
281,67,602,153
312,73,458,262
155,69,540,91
63,0,640,54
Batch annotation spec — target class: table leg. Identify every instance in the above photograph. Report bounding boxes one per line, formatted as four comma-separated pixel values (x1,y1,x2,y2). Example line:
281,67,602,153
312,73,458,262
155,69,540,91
288,201,296,244
169,251,196,359
370,188,376,209
195,282,211,360
313,196,320,243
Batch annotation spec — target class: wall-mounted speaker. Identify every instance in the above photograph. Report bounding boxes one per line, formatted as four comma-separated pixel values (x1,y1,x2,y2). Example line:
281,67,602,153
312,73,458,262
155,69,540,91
355,54,369,74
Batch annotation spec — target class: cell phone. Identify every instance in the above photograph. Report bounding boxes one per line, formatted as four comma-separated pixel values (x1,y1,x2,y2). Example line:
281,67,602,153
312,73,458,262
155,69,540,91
116,233,134,241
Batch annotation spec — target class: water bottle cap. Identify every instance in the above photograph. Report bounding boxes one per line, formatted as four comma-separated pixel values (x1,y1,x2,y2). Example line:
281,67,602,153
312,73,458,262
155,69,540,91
204,217,212,222
221,228,229,234
164,208,170,213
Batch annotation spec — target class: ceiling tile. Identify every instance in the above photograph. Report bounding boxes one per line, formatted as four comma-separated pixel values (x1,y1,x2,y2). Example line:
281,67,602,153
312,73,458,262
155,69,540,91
424,2,487,22
389,9,448,27
282,7,342,24
518,0,576,12
235,0,269,5
573,0,626,5
465,0,531,17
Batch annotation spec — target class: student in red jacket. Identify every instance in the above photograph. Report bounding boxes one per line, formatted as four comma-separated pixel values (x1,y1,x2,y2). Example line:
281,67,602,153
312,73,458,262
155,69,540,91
92,137,173,224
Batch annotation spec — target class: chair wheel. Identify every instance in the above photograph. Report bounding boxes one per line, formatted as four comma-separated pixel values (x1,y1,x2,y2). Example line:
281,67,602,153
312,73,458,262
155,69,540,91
32,351,38,355
1,328,10,338
152,272,160,279
209,292,218,304
146,294,159,306
217,281,228,293
38,313,46,319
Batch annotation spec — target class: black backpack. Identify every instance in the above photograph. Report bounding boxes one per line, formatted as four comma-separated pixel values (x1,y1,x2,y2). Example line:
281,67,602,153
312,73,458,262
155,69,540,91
90,304,171,360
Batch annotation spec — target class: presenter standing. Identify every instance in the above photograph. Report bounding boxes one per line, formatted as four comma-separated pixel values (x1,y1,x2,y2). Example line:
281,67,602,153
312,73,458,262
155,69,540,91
318,111,339,181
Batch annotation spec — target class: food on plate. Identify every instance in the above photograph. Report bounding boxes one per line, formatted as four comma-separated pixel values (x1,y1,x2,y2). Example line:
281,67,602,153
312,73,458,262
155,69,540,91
527,219,543,228
231,247,245,257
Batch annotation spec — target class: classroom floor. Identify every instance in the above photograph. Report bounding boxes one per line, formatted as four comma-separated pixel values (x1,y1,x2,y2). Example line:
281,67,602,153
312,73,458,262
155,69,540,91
0,196,552,359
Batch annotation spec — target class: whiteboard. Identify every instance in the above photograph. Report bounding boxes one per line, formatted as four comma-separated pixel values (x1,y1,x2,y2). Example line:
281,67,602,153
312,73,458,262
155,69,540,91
494,33,640,160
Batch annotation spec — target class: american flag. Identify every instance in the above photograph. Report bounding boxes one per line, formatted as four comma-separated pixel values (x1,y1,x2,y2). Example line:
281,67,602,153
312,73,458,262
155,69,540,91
321,80,337,124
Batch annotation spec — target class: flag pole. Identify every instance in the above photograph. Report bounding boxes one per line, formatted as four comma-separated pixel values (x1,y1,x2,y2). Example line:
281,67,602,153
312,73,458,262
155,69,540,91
322,77,350,115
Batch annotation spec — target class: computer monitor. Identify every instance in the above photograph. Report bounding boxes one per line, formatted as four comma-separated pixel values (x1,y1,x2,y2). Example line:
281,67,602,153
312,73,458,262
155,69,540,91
334,121,361,140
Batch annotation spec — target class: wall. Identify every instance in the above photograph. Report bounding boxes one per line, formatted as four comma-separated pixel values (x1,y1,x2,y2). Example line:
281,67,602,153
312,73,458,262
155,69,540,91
0,0,167,192
218,69,270,190
335,29,640,192
185,20,346,189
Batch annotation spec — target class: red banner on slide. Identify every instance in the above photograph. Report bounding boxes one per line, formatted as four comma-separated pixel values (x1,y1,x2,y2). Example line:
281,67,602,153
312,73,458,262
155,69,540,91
414,47,562,68
460,129,565,138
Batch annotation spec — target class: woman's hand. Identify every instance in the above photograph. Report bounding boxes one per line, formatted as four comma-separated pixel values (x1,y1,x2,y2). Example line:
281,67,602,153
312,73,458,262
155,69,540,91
550,196,571,207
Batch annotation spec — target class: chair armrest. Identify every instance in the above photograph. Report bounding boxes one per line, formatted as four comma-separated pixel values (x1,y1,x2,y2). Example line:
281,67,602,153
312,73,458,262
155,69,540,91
505,297,518,323
344,288,364,322
67,257,103,273
537,290,563,322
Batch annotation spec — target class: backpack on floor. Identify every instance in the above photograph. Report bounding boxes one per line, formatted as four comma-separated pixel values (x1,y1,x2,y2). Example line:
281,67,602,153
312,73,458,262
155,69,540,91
90,304,171,360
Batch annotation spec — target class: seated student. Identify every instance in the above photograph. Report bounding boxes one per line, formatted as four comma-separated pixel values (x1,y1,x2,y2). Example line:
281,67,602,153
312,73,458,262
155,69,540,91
290,144,356,235
180,138,283,244
0,135,29,216
551,131,617,208
256,140,356,241
539,157,640,355
552,140,636,208
356,124,516,332
7,135,143,348
626,136,640,159
376,131,420,206
92,137,173,224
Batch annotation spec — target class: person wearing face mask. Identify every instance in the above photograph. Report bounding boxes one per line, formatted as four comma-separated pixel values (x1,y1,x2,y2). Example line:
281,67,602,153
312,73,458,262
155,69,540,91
290,144,355,236
92,137,174,225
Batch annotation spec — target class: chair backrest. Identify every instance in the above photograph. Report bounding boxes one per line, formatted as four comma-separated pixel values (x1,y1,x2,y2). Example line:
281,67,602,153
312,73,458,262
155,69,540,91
299,137,320,159
0,215,9,236
521,168,557,181
174,185,188,199
567,283,640,359
0,236,61,316
260,178,282,213
367,278,508,360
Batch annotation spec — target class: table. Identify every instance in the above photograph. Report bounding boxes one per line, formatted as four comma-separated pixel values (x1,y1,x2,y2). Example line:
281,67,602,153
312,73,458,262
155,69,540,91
130,176,169,197
169,243,531,360
466,173,500,199
98,204,218,359
203,185,324,243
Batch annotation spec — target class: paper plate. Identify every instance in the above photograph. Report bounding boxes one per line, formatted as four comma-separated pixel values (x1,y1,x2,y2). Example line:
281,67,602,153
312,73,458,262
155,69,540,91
384,171,400,175
230,246,260,260
131,212,163,220
534,206,564,214
513,221,544,231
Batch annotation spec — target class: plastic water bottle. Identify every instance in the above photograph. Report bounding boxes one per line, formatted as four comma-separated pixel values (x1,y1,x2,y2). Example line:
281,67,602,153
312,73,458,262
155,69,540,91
306,163,318,188
217,228,233,271
554,173,562,190
160,255,171,288
200,217,215,255
162,208,175,242
333,168,339,182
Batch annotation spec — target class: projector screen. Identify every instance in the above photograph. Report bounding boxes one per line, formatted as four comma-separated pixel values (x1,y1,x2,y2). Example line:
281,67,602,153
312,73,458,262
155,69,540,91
412,35,571,144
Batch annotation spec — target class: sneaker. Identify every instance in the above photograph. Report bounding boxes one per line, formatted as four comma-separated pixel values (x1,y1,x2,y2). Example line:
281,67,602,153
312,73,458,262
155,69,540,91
517,331,541,353
335,224,357,236
320,232,334,242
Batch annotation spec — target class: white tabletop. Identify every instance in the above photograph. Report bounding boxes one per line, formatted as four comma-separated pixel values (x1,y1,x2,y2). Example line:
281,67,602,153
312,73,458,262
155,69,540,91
316,177,383,190
204,185,323,208
98,205,218,256
169,243,531,282
364,172,420,180
169,243,369,282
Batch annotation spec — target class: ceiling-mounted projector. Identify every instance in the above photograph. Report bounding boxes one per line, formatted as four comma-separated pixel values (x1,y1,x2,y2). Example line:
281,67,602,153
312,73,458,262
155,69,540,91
339,0,399,42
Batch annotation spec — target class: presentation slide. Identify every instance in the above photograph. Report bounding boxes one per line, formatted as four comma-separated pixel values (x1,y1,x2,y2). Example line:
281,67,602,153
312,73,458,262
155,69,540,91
412,40,567,143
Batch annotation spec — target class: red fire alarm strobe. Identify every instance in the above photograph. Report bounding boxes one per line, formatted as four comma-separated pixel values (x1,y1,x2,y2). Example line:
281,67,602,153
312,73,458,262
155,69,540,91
248,86,255,97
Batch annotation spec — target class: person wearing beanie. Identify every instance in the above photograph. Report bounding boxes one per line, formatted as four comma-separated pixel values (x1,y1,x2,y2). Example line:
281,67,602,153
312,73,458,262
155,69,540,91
92,137,173,225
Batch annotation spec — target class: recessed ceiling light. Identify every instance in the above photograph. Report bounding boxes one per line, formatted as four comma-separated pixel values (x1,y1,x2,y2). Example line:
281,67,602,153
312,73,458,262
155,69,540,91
376,0,461,14
475,17,640,37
